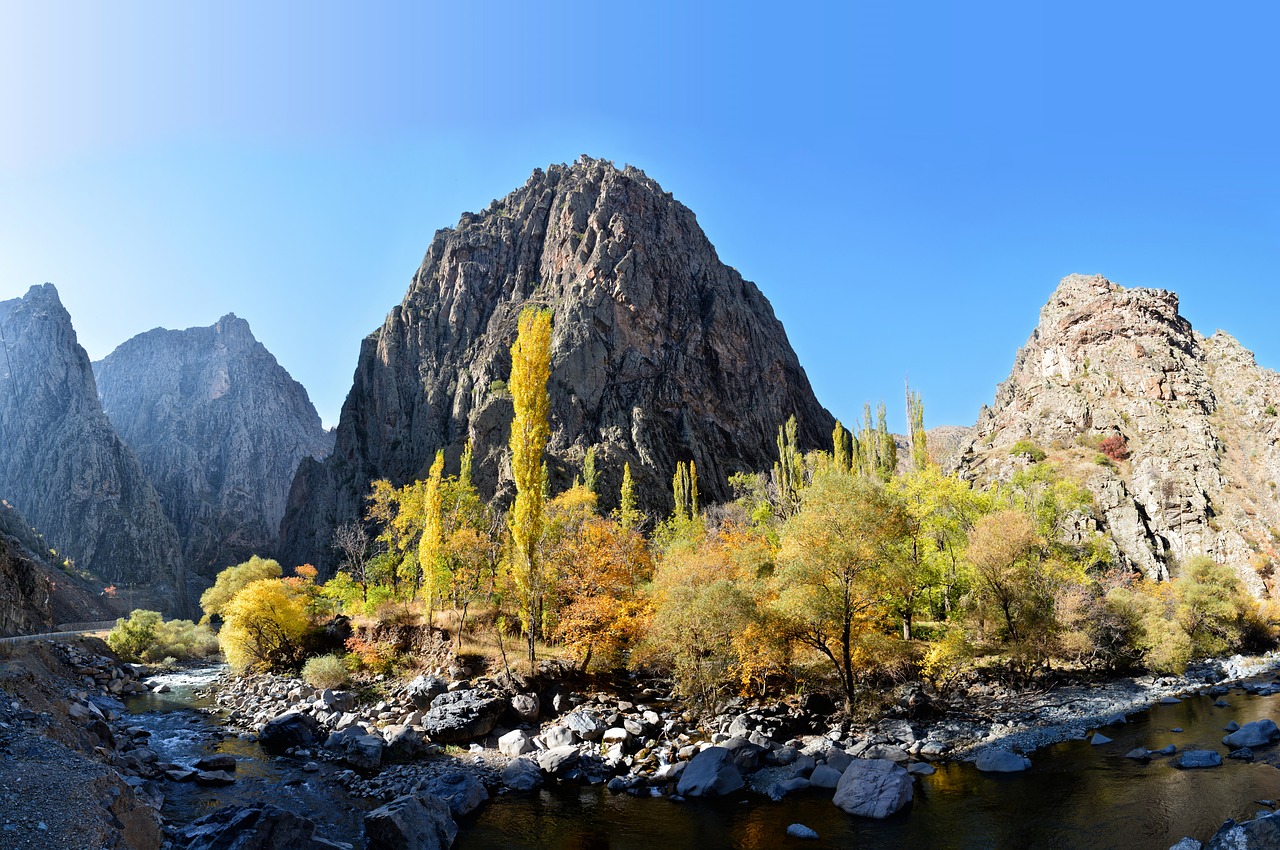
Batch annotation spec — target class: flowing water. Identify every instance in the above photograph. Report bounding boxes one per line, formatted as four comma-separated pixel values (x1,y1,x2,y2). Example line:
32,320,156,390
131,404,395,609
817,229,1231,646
127,669,1280,849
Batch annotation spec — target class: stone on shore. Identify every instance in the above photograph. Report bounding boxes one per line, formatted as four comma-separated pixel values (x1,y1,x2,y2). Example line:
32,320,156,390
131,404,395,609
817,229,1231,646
676,747,745,797
177,805,344,850
832,758,914,819
364,793,457,850
258,712,323,753
787,823,820,839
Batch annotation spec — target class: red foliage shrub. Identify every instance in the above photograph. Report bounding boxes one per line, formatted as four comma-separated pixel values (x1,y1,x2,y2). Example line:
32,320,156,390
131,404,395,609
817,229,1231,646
1099,434,1130,461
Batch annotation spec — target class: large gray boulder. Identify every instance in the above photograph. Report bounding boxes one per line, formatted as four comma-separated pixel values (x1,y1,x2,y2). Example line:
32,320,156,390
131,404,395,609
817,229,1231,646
1222,719,1280,749
365,794,457,850
974,749,1032,773
176,804,345,850
258,712,323,754
406,675,449,711
340,733,384,772
537,746,581,777
502,758,544,791
1205,809,1280,849
383,725,427,763
832,759,914,819
415,772,489,817
1177,750,1223,769
676,747,745,797
564,710,607,741
421,690,507,744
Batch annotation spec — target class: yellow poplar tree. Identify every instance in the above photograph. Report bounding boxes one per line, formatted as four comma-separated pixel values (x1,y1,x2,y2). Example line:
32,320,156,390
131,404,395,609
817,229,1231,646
508,306,552,665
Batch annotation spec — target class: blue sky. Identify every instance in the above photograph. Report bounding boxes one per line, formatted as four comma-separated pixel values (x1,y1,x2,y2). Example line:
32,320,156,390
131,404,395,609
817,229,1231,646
1,2,1276,431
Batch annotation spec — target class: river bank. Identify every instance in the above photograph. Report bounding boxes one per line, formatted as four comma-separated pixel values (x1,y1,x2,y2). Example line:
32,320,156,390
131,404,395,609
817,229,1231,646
6,635,1280,849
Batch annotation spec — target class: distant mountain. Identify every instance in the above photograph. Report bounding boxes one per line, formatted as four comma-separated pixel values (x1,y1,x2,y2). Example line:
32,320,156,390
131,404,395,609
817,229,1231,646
280,156,835,571
95,314,333,579
960,274,1280,592
0,285,188,614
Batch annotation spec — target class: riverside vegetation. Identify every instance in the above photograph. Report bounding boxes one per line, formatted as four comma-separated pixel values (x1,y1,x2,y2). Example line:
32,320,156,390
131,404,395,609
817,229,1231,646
92,308,1280,847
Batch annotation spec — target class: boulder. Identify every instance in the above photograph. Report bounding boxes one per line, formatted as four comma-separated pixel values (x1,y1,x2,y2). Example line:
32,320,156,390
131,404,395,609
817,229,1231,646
1205,810,1280,849
499,729,537,757
421,691,507,744
808,765,843,789
832,759,914,819
341,733,385,772
676,747,745,797
502,758,544,791
564,710,607,741
415,772,488,817
1177,750,1223,769
787,823,820,840
176,805,345,850
406,675,449,711
539,726,578,749
365,794,457,850
1223,720,1280,749
720,736,766,772
194,770,236,787
537,745,581,777
193,754,236,772
384,726,427,763
975,750,1031,773
1090,733,1112,746
258,712,323,754
509,693,540,723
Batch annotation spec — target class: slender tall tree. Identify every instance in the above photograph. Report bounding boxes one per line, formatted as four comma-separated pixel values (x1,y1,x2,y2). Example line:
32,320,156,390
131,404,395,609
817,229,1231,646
618,462,640,531
906,382,928,472
508,307,552,665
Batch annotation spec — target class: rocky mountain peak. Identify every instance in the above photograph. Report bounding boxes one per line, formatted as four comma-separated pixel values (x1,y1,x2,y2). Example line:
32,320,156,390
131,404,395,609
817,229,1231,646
280,157,834,571
0,284,189,614
95,315,333,581
961,274,1280,594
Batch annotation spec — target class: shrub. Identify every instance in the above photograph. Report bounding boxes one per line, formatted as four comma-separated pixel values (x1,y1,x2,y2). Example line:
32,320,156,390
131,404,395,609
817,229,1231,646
1098,434,1130,461
107,610,218,663
1009,440,1047,462
1266,405,1277,417
344,633,399,675
301,653,349,689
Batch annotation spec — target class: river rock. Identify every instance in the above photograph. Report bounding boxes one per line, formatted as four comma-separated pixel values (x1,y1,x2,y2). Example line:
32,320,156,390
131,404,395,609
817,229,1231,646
787,823,820,839
769,777,811,800
540,726,578,749
1226,721,1241,732
1090,733,1113,746
832,758,914,819
499,729,537,757
502,758,544,791
721,736,766,771
537,745,581,777
1125,748,1152,760
415,772,489,817
1169,840,1202,850
509,693,540,723
1205,809,1280,849
975,750,1032,773
193,754,236,772
176,804,344,850
406,676,449,711
341,733,385,772
677,747,745,797
564,710,607,741
808,765,842,789
384,726,427,763
1177,750,1223,769
1223,719,1280,749
258,712,323,753
194,770,236,787
421,691,507,744
365,793,457,850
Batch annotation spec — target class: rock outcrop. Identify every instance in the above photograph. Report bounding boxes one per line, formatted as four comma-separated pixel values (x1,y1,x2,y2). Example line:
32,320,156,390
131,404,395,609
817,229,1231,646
94,315,332,580
280,157,834,571
960,274,1280,592
0,285,188,614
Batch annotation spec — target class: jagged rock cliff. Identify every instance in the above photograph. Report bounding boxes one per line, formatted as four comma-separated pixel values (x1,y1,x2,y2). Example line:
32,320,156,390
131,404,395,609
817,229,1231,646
281,157,834,571
0,285,188,614
959,274,1280,594
94,315,333,579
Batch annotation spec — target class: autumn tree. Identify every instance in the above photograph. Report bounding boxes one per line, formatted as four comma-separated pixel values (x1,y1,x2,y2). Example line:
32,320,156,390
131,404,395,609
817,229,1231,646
906,383,928,472
200,556,282,622
832,420,853,473
773,471,910,711
583,446,599,496
772,416,805,517
617,462,640,531
219,578,311,672
508,306,552,665
673,460,699,521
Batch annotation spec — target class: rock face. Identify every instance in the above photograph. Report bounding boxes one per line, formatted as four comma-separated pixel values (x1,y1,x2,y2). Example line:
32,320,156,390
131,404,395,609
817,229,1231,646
94,314,332,580
960,274,1280,591
280,157,834,571
0,285,188,613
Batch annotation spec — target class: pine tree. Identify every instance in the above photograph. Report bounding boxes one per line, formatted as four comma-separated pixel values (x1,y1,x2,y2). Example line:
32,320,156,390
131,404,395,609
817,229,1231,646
508,306,552,665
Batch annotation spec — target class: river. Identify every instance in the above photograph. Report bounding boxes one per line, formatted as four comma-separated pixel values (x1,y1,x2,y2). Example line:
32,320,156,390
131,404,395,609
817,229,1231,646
126,668,1280,849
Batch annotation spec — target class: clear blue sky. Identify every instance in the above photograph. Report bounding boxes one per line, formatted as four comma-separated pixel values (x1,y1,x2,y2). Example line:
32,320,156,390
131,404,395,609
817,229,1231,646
2,2,1276,431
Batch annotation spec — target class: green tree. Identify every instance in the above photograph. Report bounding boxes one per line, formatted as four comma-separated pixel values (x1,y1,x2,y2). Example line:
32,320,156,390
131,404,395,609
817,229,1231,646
772,415,805,518
906,383,928,472
583,445,599,496
508,306,552,665
617,462,640,531
672,460,699,521
832,420,853,473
